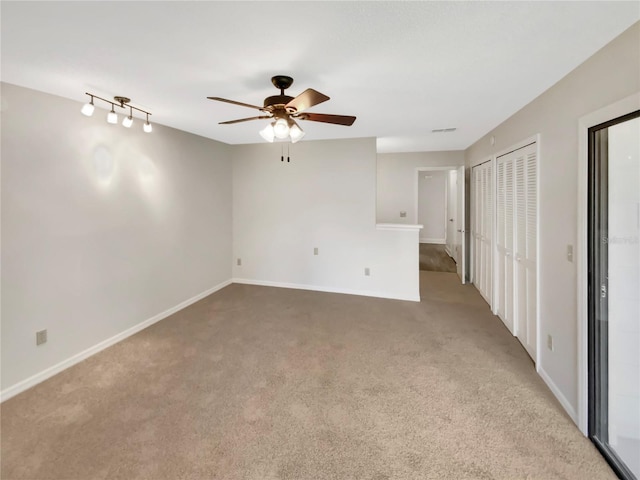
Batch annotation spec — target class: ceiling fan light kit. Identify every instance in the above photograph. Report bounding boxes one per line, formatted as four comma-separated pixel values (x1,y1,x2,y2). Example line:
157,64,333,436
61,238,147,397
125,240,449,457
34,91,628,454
81,93,153,133
208,75,356,144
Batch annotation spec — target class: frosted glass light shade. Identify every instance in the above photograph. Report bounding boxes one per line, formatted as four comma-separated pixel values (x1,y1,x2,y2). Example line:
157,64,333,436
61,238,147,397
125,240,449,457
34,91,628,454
107,110,118,124
122,116,133,128
143,121,152,133
259,123,275,142
81,102,95,116
289,123,305,143
273,118,289,139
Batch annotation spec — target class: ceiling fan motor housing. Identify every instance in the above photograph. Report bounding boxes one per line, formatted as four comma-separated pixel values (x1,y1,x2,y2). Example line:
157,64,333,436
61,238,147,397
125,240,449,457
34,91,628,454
263,95,295,110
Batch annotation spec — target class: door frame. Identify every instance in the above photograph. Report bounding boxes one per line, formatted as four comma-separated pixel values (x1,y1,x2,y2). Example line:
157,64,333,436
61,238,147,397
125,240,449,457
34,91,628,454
577,92,640,436
413,166,460,247
414,167,450,244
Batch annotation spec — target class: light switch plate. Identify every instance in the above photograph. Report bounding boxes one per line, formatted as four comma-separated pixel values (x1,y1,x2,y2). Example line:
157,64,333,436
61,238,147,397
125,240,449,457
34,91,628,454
313,247,318,256
36,329,47,346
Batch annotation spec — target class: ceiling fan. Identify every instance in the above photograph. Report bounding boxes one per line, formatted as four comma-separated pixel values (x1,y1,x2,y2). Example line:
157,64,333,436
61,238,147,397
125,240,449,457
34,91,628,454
207,75,356,143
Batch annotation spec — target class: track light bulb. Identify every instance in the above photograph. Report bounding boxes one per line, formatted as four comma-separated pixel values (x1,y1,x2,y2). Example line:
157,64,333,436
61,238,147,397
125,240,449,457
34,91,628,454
107,105,118,124
259,123,275,142
143,121,152,133
273,118,290,139
81,97,95,116
122,116,133,128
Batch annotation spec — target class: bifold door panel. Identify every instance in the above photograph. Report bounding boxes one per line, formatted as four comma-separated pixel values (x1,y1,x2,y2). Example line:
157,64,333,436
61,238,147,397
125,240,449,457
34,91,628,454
496,142,537,361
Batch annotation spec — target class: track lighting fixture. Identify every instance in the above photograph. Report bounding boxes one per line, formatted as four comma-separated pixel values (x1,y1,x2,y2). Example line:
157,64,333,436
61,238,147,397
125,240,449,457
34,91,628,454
81,93,152,133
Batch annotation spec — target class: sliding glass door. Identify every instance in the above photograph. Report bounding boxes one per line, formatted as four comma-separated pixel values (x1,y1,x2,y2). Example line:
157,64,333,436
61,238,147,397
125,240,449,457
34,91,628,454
588,110,640,480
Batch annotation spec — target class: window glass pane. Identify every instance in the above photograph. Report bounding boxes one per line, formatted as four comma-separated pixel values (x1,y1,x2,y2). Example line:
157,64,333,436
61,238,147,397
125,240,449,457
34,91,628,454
607,116,640,478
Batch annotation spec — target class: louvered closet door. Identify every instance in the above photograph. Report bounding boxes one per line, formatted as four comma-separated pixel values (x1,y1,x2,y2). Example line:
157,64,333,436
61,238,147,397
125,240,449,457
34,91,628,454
482,163,492,303
472,162,493,305
505,159,515,329
525,151,537,357
497,142,537,360
496,160,509,328
473,167,482,290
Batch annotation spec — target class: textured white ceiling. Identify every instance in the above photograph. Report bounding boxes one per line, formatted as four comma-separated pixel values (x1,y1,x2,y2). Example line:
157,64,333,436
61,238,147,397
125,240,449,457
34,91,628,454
2,2,638,152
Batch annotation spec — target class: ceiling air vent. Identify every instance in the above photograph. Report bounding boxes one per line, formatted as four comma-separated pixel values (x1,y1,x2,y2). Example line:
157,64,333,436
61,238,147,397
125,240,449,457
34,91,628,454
432,128,457,133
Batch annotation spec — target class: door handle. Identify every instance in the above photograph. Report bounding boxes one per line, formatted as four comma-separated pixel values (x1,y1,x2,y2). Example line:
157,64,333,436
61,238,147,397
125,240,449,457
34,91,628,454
449,219,454,222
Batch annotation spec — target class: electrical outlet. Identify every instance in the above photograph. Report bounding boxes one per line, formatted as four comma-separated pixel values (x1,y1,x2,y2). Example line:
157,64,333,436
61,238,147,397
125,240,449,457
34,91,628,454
364,267,370,276
400,211,407,218
547,334,553,351
36,329,47,346
313,247,319,256
567,245,573,262
236,258,242,266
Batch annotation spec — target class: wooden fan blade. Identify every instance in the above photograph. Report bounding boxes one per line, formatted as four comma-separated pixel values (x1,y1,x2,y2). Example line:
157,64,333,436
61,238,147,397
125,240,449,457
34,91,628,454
285,89,330,113
297,113,356,126
219,116,271,125
207,97,265,111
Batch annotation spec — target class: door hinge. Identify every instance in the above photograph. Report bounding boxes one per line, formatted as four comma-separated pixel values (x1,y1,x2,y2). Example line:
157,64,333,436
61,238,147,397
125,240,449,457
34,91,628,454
601,283,607,298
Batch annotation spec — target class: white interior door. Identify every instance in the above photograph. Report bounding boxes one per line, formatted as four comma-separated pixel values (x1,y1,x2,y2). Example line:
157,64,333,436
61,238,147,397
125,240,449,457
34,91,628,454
456,166,466,283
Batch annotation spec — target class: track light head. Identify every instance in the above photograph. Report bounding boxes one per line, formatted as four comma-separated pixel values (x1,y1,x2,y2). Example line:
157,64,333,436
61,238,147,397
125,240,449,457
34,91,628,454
81,95,95,116
107,104,118,124
143,113,152,133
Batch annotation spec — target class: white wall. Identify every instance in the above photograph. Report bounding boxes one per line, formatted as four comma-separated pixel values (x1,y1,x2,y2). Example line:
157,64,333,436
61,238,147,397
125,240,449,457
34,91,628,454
464,22,640,422
417,171,447,243
1,83,233,394
377,151,464,224
446,170,457,257
232,138,420,301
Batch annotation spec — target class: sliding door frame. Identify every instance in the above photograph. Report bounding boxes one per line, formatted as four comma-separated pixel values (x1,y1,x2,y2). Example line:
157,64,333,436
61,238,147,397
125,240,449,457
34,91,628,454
577,93,640,437
587,109,639,480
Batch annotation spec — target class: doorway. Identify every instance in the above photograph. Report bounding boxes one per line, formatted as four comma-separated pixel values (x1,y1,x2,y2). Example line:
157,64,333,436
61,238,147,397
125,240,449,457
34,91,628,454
588,110,639,480
415,166,466,282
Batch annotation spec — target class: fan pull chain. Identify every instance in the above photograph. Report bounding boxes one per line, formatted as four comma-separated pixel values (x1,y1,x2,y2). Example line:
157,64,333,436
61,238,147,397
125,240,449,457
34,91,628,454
287,144,290,163
281,144,284,162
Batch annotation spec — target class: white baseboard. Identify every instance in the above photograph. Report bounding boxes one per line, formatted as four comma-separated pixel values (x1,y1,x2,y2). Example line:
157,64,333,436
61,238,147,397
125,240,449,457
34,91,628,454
444,245,454,257
0,279,233,403
232,278,420,302
538,366,578,426
419,238,446,244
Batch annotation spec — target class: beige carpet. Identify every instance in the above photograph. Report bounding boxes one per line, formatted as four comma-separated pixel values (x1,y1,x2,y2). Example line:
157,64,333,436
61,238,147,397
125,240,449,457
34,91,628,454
419,243,457,273
1,272,615,480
